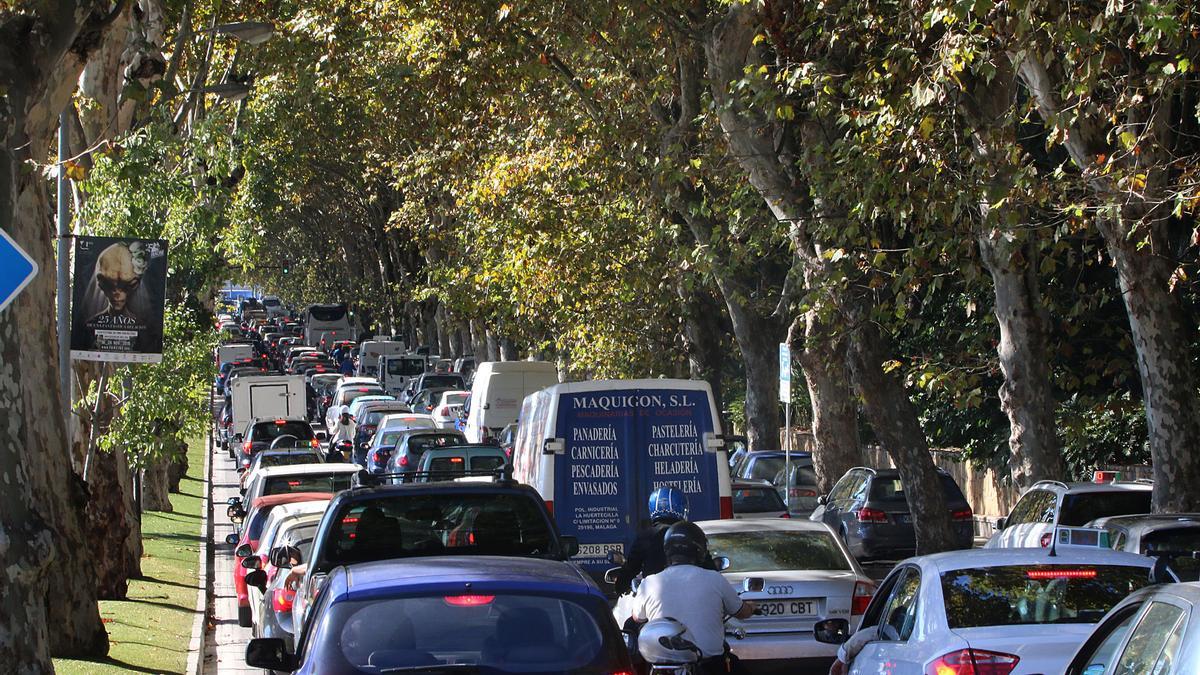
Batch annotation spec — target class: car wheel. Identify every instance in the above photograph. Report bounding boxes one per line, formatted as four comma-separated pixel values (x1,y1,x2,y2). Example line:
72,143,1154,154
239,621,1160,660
238,605,253,628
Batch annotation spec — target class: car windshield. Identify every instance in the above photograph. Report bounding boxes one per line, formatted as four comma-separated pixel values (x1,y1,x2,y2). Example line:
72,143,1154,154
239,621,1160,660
257,453,321,470
706,531,851,573
253,422,315,443
1143,527,1200,581
322,493,556,566
940,565,1151,628
732,486,786,513
387,359,426,376
263,473,353,497
1059,491,1153,526
361,410,405,427
317,593,615,674
420,375,463,389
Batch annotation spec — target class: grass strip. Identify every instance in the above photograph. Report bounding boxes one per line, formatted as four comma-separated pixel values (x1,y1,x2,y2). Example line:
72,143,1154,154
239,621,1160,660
56,436,205,675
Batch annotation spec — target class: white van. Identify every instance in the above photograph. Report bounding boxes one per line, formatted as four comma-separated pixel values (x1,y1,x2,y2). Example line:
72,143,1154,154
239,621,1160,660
229,375,307,452
464,361,559,443
511,378,732,574
356,341,406,377
379,354,429,396
216,342,255,366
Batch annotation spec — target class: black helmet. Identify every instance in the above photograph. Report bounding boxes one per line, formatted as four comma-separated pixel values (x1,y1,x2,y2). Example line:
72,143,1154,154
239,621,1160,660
662,521,708,566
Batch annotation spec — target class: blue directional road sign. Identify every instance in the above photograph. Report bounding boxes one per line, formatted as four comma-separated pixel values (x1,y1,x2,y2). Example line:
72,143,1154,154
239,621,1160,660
0,229,38,313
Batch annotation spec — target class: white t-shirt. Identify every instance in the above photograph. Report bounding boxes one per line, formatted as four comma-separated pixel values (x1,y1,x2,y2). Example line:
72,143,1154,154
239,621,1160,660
634,564,744,658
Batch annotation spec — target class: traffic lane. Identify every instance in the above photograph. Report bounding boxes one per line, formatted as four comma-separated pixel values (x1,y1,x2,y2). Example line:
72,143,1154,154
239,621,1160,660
207,439,256,674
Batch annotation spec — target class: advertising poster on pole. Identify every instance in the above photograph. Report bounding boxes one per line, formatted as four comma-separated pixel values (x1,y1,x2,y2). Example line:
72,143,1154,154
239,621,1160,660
70,236,168,363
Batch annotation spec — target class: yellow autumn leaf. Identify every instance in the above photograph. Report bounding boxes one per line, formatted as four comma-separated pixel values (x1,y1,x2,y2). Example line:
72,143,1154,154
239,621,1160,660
918,115,935,139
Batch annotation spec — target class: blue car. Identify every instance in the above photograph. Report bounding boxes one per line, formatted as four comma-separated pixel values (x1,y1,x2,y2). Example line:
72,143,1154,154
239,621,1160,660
245,556,634,674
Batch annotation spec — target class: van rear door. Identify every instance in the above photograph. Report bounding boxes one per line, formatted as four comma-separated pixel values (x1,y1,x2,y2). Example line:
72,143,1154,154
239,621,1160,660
553,387,719,572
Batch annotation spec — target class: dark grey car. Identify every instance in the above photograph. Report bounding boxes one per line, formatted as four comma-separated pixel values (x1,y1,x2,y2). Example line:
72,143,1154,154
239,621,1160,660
812,466,974,560
380,429,467,481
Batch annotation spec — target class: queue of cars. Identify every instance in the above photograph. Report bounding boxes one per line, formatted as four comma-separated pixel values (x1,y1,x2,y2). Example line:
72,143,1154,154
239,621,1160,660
215,302,1200,675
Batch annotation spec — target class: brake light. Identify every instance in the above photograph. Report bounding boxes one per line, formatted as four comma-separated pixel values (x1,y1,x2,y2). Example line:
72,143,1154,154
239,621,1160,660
851,580,874,615
450,457,464,463
925,648,1019,675
952,508,973,522
357,388,369,392
399,455,409,467
243,441,252,453
372,452,382,464
544,500,553,515
778,512,791,518
1025,568,1097,580
272,588,295,612
856,507,889,523
720,496,733,519
310,439,319,448
444,595,494,606
287,480,301,487
1040,532,1053,548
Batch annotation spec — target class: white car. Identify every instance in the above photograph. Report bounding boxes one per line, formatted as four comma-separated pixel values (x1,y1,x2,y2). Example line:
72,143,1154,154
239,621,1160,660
986,479,1152,549
431,390,469,429
242,464,361,505
830,538,1160,674
323,380,385,434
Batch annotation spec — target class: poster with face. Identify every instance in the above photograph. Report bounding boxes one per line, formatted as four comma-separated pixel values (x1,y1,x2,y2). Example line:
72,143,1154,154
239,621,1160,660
70,236,168,363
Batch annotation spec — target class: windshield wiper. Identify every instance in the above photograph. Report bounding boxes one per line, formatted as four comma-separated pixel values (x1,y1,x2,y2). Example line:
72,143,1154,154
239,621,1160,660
379,665,481,674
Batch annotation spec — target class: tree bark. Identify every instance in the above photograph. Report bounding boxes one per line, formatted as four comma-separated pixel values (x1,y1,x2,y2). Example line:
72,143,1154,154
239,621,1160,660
677,277,728,417
848,319,959,554
499,337,518,361
1015,54,1200,510
794,313,862,493
140,458,173,512
85,449,135,599
470,319,488,360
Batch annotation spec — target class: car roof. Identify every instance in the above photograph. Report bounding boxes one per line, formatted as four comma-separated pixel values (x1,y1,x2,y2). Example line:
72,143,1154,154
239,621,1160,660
422,444,503,457
1123,581,1200,606
696,518,832,535
910,546,1156,574
1090,513,1200,534
730,479,776,489
379,413,434,426
256,464,360,477
333,556,597,602
267,501,331,519
250,491,334,510
1031,480,1154,494
255,448,321,458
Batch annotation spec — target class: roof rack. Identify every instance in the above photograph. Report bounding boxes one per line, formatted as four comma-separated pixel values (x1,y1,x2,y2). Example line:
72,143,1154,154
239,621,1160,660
352,465,515,489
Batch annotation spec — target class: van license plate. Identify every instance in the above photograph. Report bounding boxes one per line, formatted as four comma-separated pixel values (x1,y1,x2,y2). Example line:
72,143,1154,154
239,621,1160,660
898,515,913,524
755,599,817,617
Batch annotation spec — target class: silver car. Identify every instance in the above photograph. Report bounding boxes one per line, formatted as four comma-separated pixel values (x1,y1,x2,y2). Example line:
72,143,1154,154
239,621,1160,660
697,519,875,671
1064,581,1200,675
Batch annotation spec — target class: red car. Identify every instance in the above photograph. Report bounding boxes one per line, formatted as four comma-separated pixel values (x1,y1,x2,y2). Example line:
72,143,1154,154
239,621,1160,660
231,492,331,627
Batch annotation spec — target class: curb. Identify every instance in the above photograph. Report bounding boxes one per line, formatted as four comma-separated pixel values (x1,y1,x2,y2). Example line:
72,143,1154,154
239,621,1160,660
185,432,214,675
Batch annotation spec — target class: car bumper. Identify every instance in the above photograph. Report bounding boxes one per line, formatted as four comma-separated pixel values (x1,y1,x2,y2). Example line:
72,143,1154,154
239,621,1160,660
850,523,973,557
729,631,839,662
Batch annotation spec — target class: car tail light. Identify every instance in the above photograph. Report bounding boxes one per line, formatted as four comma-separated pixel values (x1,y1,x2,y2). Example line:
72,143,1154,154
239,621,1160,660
372,452,383,464
925,648,1019,675
851,580,874,615
1040,532,1053,548
952,508,973,522
272,588,295,613
450,457,464,464
310,438,320,448
243,441,252,454
1026,568,1097,580
544,500,553,515
856,507,889,523
789,487,817,499
444,594,494,606
720,496,733,519
778,512,791,518
399,455,409,467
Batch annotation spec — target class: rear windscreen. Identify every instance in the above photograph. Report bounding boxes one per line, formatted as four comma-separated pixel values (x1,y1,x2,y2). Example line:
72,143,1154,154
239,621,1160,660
707,531,851,573
407,434,467,455
1059,491,1152,526
869,474,965,502
745,457,785,481
342,389,384,405
264,474,353,496
421,375,464,389
940,565,1151,628
307,305,348,322
388,359,426,376
253,422,315,443
258,453,321,470
1143,527,1200,581
732,486,786,513
322,493,555,566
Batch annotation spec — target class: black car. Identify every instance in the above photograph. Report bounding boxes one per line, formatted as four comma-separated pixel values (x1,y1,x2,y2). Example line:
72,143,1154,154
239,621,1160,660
289,478,579,630
236,418,319,467
402,373,466,404
814,466,974,559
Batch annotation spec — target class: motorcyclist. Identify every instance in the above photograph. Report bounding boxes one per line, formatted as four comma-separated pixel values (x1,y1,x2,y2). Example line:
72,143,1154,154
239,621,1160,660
633,521,756,675
330,411,354,445
614,487,689,595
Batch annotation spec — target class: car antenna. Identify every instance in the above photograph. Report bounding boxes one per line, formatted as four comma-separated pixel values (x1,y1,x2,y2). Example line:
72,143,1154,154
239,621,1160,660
1047,529,1058,558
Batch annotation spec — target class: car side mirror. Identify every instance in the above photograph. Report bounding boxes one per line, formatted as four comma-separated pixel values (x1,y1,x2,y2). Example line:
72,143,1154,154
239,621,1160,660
603,567,621,586
712,556,731,572
557,536,579,559
241,556,261,570
227,497,242,506
245,569,267,592
813,618,851,644
226,504,245,521
245,638,296,671
271,545,301,569
816,495,827,506
225,533,239,546
606,549,626,566
235,543,253,558
995,517,1007,531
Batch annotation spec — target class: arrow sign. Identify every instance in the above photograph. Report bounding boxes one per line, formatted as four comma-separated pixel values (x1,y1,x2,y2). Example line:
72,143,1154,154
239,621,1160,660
0,230,38,313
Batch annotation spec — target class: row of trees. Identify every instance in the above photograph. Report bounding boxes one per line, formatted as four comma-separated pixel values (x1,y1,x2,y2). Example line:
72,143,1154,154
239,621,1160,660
1,0,1197,670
